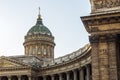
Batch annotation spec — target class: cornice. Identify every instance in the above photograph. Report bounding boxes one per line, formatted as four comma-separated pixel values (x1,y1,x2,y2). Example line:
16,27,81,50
81,12,120,33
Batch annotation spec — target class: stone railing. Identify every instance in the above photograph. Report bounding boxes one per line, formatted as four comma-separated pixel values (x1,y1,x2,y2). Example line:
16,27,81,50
42,44,90,67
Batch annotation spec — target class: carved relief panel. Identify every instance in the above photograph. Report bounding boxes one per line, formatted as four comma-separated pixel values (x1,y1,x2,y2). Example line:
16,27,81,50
90,0,120,13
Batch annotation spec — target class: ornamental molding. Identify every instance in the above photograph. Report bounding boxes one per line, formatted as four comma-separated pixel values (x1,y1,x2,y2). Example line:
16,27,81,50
90,0,120,13
92,0,120,9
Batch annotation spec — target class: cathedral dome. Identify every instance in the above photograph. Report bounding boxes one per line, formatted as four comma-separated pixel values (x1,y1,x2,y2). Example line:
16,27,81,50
27,19,52,36
24,8,55,60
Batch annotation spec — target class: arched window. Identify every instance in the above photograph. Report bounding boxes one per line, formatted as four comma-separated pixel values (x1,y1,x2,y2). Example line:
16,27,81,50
33,48,36,54
38,48,41,54
44,48,47,55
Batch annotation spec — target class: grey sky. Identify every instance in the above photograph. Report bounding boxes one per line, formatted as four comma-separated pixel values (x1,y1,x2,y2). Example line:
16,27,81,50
0,0,91,57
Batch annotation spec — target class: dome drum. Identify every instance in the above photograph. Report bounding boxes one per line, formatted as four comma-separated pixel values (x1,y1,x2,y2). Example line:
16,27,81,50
24,34,54,43
23,12,55,61
23,41,55,47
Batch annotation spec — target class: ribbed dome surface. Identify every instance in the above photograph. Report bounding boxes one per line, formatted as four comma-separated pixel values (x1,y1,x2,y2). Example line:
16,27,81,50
27,18,52,36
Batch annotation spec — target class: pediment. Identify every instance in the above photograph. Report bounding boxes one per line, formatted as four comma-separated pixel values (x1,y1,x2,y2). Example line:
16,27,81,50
0,56,28,68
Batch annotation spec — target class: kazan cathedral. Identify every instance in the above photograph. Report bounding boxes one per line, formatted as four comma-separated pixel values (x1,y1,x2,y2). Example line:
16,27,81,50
0,0,120,80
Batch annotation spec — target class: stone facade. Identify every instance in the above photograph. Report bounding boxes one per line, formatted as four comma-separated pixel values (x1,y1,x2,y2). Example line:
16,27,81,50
81,0,120,79
0,44,92,80
0,0,120,80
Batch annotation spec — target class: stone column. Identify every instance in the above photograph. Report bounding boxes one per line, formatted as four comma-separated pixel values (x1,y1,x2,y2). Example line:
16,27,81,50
80,68,84,80
66,72,70,80
51,75,54,80
59,73,62,80
18,75,21,80
51,47,54,59
73,70,77,80
30,46,32,55
86,65,90,80
36,45,38,55
42,45,44,57
43,76,46,80
28,76,32,80
8,76,11,80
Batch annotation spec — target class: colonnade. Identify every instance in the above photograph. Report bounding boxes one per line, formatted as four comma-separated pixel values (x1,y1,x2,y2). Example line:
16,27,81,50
0,64,91,80
39,64,92,80
0,75,29,80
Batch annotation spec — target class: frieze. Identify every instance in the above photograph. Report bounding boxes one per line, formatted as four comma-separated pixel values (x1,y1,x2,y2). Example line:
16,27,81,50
89,34,117,43
91,0,120,9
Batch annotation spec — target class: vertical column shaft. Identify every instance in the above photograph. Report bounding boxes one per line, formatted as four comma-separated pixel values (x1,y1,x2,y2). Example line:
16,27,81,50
43,76,46,80
51,75,54,80
18,75,21,80
8,76,11,80
29,76,32,80
66,72,70,80
73,70,77,80
80,68,84,80
36,45,38,55
59,73,62,80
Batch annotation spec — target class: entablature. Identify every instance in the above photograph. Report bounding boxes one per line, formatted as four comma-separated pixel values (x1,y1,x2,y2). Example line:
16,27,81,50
81,12,120,34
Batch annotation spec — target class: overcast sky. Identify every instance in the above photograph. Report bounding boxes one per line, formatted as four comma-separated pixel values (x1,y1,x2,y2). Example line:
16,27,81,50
0,0,91,58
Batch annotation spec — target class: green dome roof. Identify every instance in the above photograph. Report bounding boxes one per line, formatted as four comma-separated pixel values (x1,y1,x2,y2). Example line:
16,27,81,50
27,16,52,36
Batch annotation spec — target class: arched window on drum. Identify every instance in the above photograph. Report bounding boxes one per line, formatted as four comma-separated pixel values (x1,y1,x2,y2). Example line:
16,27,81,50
32,48,36,55
44,48,47,55
38,48,41,54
